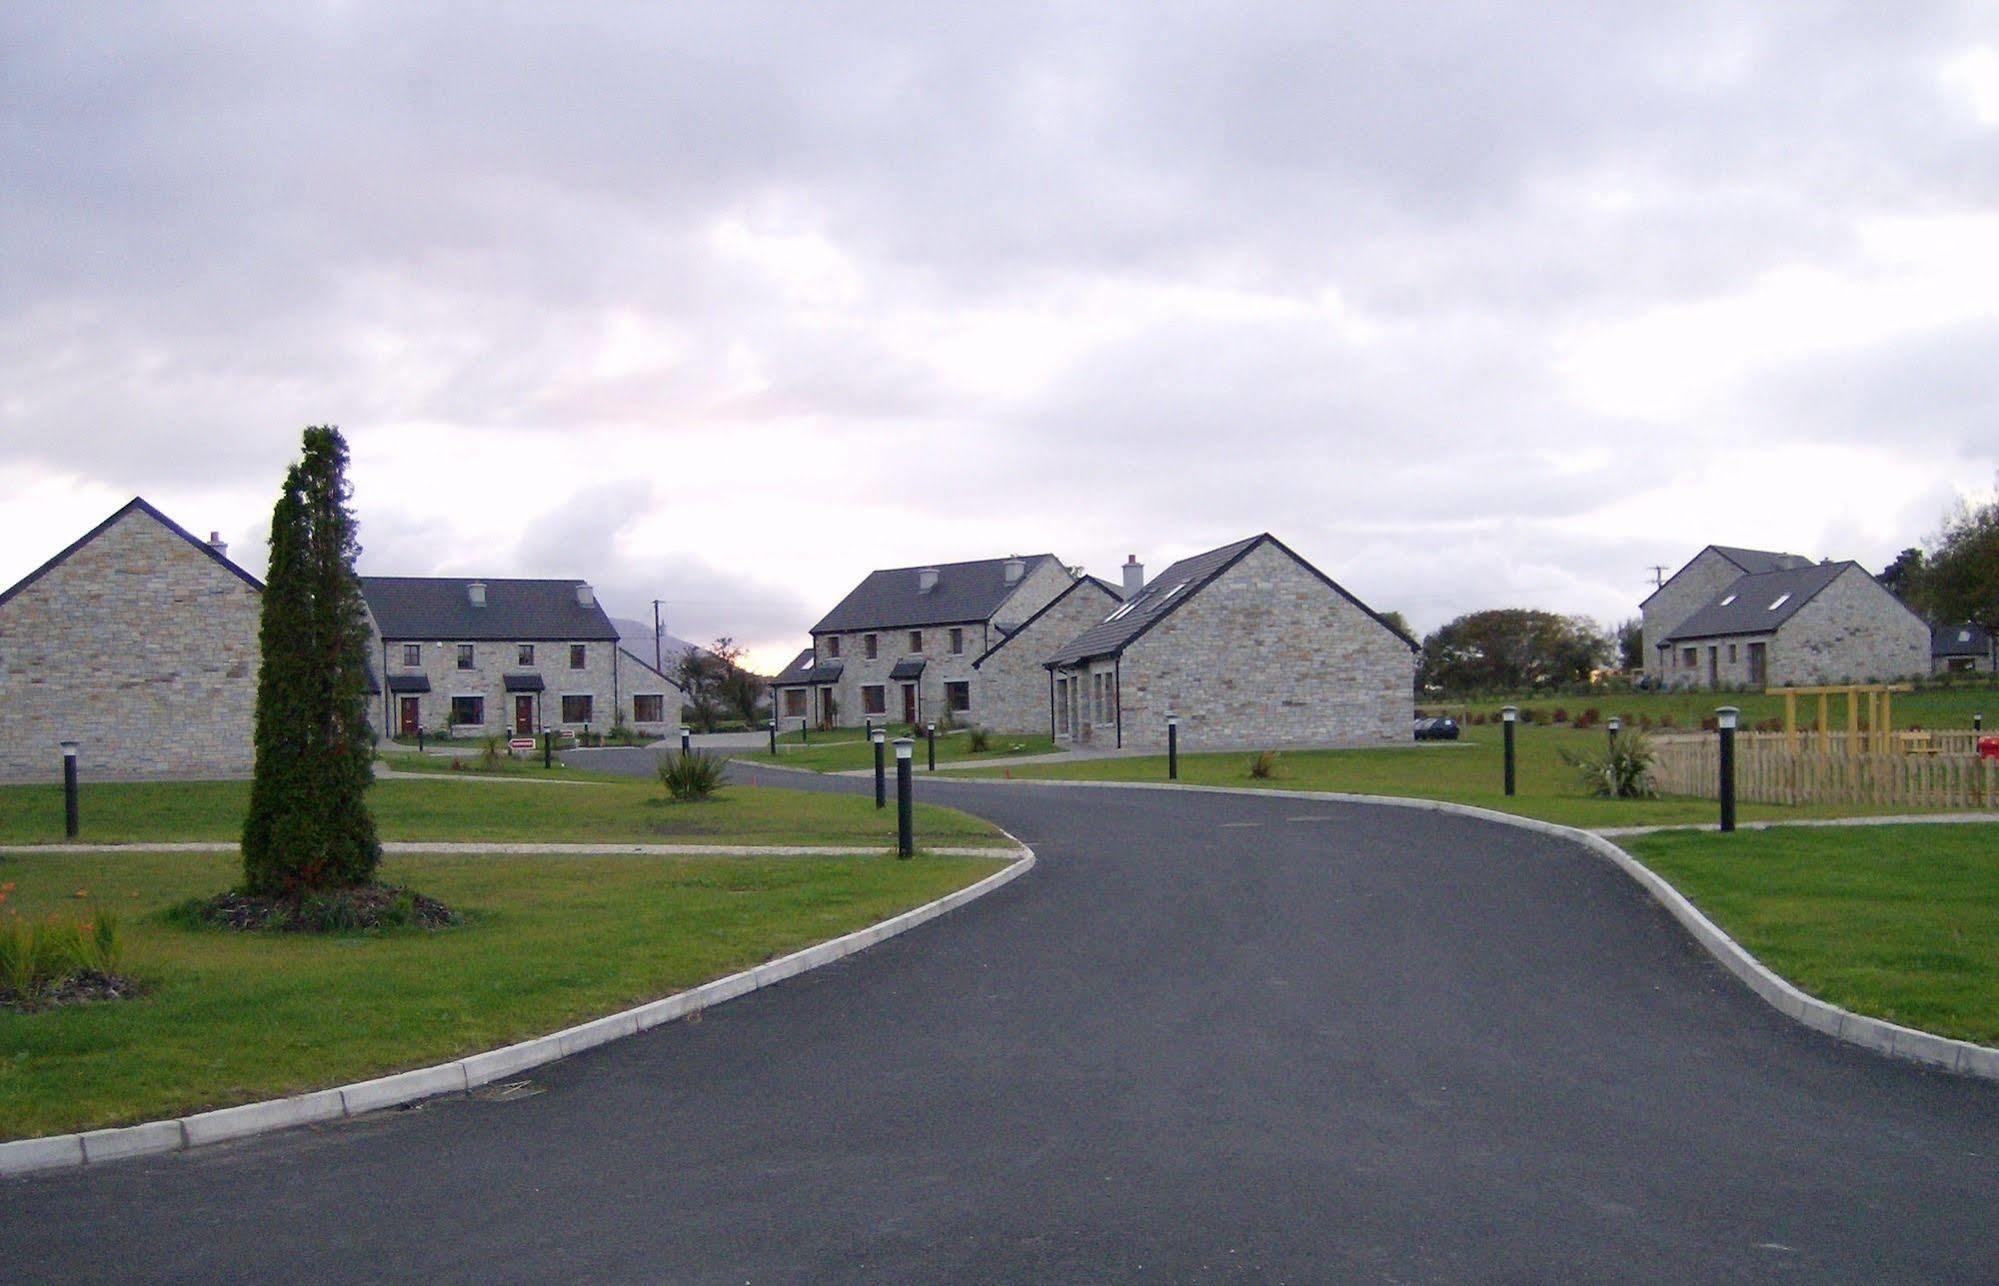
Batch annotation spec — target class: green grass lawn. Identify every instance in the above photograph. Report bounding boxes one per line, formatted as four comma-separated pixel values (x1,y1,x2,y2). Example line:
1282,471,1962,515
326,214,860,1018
1625,824,1999,1046
956,728,1993,829
0,778,1011,848
1422,681,1999,735
747,729,1058,772
0,848,1005,1137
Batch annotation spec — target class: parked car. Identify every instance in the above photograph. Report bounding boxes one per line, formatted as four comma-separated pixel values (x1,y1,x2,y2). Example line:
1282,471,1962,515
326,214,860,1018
1414,716,1460,741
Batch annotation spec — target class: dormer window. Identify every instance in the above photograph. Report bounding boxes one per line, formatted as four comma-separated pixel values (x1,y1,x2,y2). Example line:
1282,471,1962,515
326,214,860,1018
1768,593,1791,610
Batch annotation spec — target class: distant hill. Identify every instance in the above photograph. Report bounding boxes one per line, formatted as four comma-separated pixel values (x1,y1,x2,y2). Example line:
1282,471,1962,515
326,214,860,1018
611,617,704,673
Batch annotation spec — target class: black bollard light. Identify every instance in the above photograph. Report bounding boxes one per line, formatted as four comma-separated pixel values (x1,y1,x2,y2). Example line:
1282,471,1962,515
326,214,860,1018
1717,705,1739,833
872,728,887,808
768,718,778,755
416,726,424,753
679,726,691,758
926,722,936,772
894,737,914,857
60,740,79,839
542,728,552,769
1167,712,1179,780
1501,706,1518,797
1607,716,1621,754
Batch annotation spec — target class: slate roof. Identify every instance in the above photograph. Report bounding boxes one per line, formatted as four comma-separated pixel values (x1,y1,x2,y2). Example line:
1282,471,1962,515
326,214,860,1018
771,647,844,686
386,674,431,694
811,554,1064,633
360,577,620,642
972,575,1121,667
1660,562,1851,642
0,496,263,610
1044,534,1417,667
1933,622,1994,658
1709,545,1815,575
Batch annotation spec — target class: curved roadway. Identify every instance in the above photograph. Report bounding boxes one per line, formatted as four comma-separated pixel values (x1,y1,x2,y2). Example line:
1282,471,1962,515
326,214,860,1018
7,760,1996,1282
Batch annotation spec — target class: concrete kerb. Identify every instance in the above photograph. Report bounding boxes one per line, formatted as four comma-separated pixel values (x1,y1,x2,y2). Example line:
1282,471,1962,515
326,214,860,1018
925,775,1999,1083
0,839,1035,1180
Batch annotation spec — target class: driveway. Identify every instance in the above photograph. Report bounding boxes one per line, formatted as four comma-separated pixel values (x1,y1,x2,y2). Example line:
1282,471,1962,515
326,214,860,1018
6,764,1995,1281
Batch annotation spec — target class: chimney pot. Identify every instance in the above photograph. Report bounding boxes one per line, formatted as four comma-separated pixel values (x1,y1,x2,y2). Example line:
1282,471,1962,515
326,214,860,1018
1003,556,1025,585
917,567,939,593
576,583,595,608
1121,554,1145,600
467,581,487,607
207,531,229,560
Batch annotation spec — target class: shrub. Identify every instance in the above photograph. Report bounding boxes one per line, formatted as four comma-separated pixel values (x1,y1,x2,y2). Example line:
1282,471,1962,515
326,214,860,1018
1248,749,1280,779
1575,707,1600,729
1551,707,1569,724
1562,730,1660,799
658,749,726,802
0,894,131,1008
479,735,504,770
967,727,991,753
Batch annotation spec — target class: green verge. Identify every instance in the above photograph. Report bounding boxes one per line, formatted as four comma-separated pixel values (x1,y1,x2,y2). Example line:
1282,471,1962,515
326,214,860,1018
1625,824,1999,1046
744,730,1058,773
955,729,1996,828
0,848,1005,1138
1422,683,1998,734
0,779,1010,848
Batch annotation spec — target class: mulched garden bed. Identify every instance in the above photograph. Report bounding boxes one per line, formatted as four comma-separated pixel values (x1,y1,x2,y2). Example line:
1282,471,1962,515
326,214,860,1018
179,883,460,933
1,969,144,1013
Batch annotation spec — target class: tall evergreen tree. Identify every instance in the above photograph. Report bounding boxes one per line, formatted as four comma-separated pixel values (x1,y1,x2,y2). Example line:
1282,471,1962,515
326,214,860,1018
242,427,381,895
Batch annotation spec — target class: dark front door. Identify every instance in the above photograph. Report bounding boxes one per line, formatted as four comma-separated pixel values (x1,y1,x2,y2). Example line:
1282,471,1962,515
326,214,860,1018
398,697,420,737
901,684,917,724
514,695,535,736
1747,642,1767,687
1708,647,1719,688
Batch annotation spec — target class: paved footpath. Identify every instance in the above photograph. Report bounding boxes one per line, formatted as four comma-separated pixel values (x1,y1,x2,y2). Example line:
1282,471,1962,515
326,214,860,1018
6,758,1997,1282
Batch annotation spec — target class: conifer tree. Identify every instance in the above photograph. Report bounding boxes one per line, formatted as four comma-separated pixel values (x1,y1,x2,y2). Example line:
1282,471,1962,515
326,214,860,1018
242,427,381,894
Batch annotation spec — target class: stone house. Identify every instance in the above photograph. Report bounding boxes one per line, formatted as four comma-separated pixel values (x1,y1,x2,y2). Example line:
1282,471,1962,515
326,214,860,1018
0,497,263,782
1931,622,1996,675
361,577,683,740
773,554,1076,730
1650,558,1930,689
970,574,1123,733
1640,546,1815,686
1042,534,1416,751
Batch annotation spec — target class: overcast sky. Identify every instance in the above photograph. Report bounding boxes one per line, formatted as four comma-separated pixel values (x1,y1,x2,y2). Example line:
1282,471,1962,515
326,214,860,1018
5,3,1997,671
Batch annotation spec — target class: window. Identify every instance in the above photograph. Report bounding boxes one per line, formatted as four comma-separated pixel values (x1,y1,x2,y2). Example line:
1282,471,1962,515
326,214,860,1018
826,636,841,658
862,684,886,715
1681,647,1696,668
949,628,964,655
1718,594,1737,606
1768,593,1791,610
945,681,970,712
449,695,484,726
783,689,807,717
402,643,422,667
864,634,878,660
908,630,923,654
1948,657,1974,674
456,644,475,670
1055,677,1069,733
518,644,535,666
561,694,593,723
632,694,664,723
570,644,587,669
1728,644,1738,664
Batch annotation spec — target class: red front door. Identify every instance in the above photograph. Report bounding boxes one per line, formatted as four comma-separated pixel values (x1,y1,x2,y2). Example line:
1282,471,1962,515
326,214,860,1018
398,697,420,737
901,684,917,724
515,695,535,736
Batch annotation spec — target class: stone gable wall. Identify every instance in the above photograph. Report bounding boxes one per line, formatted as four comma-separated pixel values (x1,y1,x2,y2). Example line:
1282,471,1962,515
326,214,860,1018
0,510,262,782
973,579,1121,733
1768,567,1930,686
1643,549,1744,683
1083,540,1413,752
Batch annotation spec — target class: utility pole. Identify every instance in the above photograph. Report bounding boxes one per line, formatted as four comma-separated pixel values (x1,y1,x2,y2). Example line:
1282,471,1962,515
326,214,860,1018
652,599,667,675
1646,566,1668,590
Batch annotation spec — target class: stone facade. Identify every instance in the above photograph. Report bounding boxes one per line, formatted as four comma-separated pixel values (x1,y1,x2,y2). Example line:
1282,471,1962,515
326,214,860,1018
1056,540,1414,751
807,557,1074,729
0,503,262,782
369,630,681,739
1661,566,1929,690
1641,549,1743,684
972,578,1121,733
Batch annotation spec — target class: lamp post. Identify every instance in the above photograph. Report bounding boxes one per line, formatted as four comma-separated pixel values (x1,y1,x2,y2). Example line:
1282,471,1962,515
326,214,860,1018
1500,706,1518,797
60,740,79,839
872,728,887,809
1716,706,1739,833
1607,716,1621,754
894,737,914,857
925,722,936,772
1166,713,1180,780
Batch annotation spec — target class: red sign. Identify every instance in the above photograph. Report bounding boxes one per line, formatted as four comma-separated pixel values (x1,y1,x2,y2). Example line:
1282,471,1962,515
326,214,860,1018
509,737,536,752
1978,736,1999,761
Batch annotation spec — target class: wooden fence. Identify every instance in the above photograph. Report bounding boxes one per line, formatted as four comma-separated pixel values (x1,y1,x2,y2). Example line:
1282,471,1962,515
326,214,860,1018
1648,733,1999,810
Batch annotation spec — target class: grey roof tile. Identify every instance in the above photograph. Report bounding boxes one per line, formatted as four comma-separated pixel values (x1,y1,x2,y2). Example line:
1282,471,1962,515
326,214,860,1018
812,555,1064,633
1662,562,1851,642
361,577,619,642
1933,622,1993,657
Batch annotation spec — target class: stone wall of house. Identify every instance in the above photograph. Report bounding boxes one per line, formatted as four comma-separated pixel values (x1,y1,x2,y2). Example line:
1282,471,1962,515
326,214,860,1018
1111,540,1414,751
0,509,262,782
1658,631,1776,690
974,580,1121,733
992,558,1075,632
1768,567,1930,686
1642,549,1742,684
369,630,676,738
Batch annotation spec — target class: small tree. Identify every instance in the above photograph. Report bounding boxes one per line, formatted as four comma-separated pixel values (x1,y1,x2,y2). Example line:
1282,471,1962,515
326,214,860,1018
241,427,381,895
1921,492,1999,641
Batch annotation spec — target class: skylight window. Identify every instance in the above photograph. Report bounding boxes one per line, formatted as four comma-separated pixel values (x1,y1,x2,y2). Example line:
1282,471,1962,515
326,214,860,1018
1718,594,1737,606
1768,593,1791,610
1103,601,1137,623
1962,629,1974,642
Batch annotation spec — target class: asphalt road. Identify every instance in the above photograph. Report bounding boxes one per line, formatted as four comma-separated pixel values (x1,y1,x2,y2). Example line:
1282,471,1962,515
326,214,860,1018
8,758,1997,1282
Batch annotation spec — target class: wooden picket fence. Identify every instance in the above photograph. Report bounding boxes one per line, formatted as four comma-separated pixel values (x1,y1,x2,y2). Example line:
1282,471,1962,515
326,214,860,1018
1648,732,1999,810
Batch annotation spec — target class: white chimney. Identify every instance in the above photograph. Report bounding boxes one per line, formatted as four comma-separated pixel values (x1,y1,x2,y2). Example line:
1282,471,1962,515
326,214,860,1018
467,581,486,607
207,531,229,560
576,583,595,608
916,567,939,593
1121,554,1145,600
1003,556,1025,585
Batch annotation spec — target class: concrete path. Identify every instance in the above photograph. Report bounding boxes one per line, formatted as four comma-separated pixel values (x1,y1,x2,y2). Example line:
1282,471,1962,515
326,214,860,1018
5,762,1995,1281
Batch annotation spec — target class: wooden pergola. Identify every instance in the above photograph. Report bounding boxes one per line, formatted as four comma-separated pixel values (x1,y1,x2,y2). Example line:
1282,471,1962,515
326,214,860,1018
1772,683,1914,755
